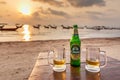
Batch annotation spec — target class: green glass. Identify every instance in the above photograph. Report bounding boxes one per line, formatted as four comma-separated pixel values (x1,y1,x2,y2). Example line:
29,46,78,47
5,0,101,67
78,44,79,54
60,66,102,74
70,25,81,67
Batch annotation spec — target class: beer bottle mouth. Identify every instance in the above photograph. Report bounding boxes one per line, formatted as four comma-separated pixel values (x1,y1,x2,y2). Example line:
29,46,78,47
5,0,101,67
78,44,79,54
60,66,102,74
73,25,78,29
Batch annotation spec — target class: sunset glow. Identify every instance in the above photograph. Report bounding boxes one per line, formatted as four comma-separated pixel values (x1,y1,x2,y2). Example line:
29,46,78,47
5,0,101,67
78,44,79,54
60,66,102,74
0,0,120,26
19,5,31,15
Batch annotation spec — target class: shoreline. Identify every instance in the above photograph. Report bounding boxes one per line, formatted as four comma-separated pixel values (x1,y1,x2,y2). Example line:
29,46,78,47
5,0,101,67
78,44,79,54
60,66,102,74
0,37,120,43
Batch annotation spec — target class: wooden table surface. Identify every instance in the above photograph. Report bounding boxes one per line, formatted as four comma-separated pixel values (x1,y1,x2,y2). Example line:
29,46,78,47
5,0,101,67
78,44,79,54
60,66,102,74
28,52,120,80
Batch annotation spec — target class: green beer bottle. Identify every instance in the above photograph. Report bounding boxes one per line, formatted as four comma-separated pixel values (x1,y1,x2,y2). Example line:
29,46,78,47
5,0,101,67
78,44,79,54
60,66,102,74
70,25,81,67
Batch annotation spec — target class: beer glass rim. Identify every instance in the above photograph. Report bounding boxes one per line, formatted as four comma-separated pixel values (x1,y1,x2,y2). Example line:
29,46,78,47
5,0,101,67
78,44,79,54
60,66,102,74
86,47,100,51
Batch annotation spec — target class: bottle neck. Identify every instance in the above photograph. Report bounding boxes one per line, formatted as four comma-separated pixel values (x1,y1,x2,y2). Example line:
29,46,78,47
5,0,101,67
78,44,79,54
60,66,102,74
73,28,78,35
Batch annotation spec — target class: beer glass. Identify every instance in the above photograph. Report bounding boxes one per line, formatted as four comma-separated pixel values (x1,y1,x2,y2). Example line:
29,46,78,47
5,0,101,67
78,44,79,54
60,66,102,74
85,47,107,72
48,45,66,72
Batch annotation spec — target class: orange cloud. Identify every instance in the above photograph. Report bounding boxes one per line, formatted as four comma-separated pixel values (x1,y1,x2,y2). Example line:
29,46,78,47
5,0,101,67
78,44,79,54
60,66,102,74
32,0,106,7
0,1,7,4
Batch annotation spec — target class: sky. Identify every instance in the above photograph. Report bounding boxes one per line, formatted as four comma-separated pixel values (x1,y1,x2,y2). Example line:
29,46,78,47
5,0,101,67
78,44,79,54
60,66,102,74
0,0,120,26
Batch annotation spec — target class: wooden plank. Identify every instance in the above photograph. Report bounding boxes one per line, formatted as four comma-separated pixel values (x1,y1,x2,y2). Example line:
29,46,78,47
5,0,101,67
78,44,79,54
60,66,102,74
28,52,120,80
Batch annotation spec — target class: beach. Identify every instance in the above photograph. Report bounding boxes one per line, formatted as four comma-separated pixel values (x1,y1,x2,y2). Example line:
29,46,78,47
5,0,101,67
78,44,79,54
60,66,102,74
0,38,120,80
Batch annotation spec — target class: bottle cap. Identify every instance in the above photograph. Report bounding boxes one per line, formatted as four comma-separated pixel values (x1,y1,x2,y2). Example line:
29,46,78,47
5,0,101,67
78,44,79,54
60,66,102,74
73,25,78,29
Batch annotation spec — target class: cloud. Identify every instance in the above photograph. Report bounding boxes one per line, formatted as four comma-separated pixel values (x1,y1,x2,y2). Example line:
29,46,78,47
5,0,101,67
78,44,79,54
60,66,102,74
30,7,70,24
85,11,105,20
31,7,50,20
38,7,49,14
31,11,41,20
107,9,117,13
0,1,7,4
86,11,104,16
32,11,40,17
31,7,49,19
86,11,106,21
7,14,11,17
89,15,101,20
67,0,105,7
48,8,69,18
31,7,69,19
32,0,64,7
32,0,105,7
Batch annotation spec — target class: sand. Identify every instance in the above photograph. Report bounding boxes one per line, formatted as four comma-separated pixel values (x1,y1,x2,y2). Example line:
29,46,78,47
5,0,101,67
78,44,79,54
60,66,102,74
0,38,120,80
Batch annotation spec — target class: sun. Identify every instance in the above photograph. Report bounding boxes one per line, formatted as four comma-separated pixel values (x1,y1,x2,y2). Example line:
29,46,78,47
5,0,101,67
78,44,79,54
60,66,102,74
19,5,31,15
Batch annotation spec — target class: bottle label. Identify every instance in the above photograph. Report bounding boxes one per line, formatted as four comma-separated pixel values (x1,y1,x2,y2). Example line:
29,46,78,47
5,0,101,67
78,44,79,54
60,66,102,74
71,45,80,54
71,45,80,60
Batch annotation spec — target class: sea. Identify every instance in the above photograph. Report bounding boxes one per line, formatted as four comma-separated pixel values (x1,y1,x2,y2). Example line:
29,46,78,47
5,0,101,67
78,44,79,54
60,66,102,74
0,24,120,42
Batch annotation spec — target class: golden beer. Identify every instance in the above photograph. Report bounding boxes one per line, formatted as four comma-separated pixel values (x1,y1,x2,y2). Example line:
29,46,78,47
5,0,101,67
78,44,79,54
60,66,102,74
54,59,65,65
86,59,100,66
53,59,66,71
